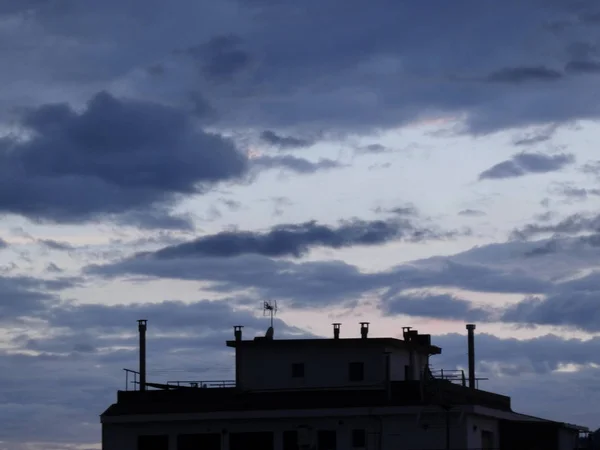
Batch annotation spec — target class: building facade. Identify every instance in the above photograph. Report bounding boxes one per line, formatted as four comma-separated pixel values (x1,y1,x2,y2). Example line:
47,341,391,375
101,322,587,450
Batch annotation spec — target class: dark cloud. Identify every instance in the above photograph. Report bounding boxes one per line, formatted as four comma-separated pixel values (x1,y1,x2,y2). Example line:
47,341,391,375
523,239,560,257
260,130,314,149
565,59,600,73
5,0,600,137
485,66,563,83
479,152,575,180
373,205,419,216
355,144,393,154
500,280,600,333
511,212,600,240
38,239,77,251
512,124,558,146
88,250,548,310
144,217,459,260
251,155,343,174
0,275,75,323
187,34,254,82
0,91,248,227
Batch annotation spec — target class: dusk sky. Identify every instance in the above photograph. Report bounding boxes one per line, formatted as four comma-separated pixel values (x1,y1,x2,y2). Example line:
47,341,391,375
3,0,600,448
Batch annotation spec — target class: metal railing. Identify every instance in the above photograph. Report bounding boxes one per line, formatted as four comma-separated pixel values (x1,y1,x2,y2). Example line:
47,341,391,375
426,366,489,388
166,379,235,388
123,368,139,391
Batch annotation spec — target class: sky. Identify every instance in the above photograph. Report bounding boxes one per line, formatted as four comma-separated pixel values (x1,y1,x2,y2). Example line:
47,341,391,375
3,0,600,448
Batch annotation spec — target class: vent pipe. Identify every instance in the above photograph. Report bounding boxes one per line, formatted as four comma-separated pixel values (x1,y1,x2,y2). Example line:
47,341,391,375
466,324,476,389
234,325,243,341
333,323,341,339
137,319,147,392
360,322,370,339
384,351,392,402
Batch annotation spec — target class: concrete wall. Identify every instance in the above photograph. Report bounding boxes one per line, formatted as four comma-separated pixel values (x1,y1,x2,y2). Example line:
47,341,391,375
238,345,429,391
102,410,474,450
465,415,499,449
558,427,579,450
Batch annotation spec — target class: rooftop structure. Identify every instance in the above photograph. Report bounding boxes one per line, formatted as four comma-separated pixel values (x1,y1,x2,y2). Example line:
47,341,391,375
101,320,588,450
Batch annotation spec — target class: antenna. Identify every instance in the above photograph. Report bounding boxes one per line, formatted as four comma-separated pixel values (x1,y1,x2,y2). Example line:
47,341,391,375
263,300,278,328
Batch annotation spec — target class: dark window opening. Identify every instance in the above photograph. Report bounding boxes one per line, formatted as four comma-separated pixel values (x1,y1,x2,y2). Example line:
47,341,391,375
352,429,366,447
283,430,299,450
230,432,274,450
138,435,168,450
177,433,221,450
481,430,494,450
292,362,305,378
349,362,364,381
317,430,337,450
404,364,412,380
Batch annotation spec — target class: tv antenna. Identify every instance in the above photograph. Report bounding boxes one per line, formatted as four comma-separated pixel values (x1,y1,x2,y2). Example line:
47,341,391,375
263,300,278,328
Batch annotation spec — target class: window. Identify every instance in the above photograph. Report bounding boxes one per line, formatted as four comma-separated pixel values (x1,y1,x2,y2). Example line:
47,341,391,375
348,362,364,381
317,430,337,450
230,432,274,450
138,435,169,450
283,430,299,450
352,429,366,448
177,433,221,450
292,362,305,378
481,430,494,450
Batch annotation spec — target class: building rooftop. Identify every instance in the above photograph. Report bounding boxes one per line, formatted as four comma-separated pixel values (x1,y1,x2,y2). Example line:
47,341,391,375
101,379,511,418
226,336,442,355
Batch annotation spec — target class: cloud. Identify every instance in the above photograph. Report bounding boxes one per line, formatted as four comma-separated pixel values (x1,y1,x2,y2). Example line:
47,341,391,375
251,155,342,174
373,205,419,216
38,240,77,251
512,124,559,146
355,143,395,155
0,275,75,323
144,217,460,260
0,91,248,228
550,182,600,201
511,213,600,240
186,34,254,82
87,249,548,311
6,0,600,138
479,152,575,180
458,209,487,217
485,66,563,83
565,59,600,74
260,130,314,149
382,293,494,322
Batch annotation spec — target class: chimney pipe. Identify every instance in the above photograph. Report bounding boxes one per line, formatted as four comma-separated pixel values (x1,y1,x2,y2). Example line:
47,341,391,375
333,323,341,339
384,351,392,402
234,325,243,342
466,324,476,389
138,319,147,392
360,322,370,339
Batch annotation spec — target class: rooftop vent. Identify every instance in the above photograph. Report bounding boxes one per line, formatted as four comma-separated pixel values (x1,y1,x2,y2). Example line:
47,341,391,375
333,323,341,339
233,325,243,342
360,322,370,339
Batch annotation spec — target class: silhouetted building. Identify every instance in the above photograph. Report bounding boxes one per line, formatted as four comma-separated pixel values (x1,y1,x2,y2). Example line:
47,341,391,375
100,322,587,450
